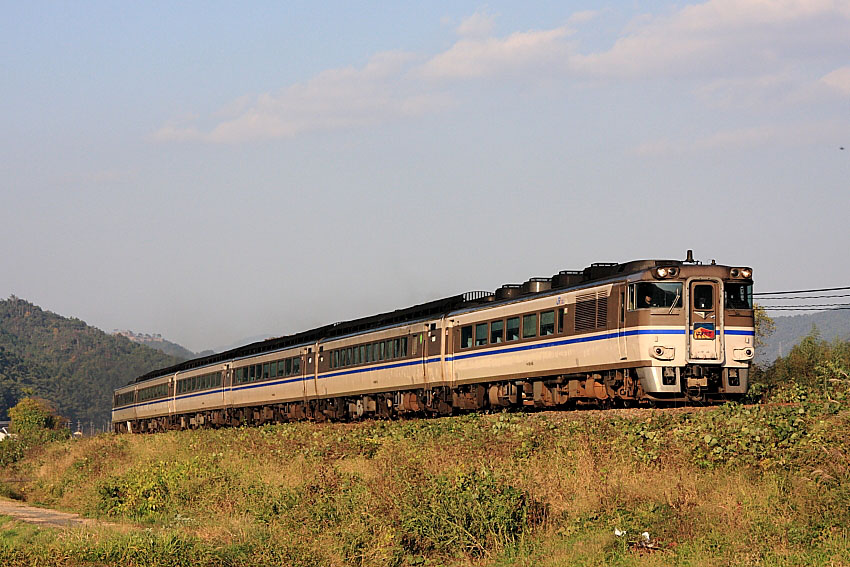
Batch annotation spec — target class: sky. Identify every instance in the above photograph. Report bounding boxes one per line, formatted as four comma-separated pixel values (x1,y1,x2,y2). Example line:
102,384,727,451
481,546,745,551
2,1,849,353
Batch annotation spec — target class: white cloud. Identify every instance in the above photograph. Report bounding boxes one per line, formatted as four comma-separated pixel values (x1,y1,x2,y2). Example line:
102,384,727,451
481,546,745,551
154,51,452,144
420,26,572,79
821,66,850,94
154,2,850,144
455,10,496,38
569,0,850,79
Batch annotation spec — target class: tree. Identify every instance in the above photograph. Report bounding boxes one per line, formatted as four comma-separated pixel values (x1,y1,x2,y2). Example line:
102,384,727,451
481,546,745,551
8,397,69,447
754,303,775,348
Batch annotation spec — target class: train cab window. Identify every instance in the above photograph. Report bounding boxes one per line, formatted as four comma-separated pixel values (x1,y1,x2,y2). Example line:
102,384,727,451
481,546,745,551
506,317,520,341
630,282,683,309
490,320,504,344
475,323,488,346
725,283,753,309
522,314,538,339
694,285,714,309
461,325,473,348
540,311,555,336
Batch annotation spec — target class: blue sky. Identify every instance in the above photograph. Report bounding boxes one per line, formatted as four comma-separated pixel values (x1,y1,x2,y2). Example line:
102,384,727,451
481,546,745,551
3,1,849,352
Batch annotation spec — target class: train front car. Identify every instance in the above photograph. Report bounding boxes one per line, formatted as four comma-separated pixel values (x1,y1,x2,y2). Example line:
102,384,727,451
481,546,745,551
627,261,754,402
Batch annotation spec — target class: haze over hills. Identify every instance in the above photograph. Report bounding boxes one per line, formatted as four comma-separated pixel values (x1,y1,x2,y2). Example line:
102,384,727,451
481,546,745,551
758,309,850,364
112,330,215,361
0,296,182,427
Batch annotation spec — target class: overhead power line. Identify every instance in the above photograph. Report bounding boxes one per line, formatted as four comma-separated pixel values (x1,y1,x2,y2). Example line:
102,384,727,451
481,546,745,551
753,286,850,296
756,293,850,300
760,306,850,311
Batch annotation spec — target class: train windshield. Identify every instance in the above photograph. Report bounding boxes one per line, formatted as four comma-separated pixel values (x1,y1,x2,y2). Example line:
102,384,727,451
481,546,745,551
724,283,753,309
631,282,682,309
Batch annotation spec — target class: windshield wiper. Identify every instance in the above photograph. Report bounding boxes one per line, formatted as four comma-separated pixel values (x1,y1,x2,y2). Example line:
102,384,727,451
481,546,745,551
668,288,681,315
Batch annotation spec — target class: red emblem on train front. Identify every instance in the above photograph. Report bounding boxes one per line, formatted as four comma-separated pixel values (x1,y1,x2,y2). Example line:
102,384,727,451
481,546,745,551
693,323,715,340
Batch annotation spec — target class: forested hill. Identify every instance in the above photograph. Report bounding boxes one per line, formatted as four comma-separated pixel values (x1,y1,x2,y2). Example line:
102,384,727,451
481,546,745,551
0,296,182,426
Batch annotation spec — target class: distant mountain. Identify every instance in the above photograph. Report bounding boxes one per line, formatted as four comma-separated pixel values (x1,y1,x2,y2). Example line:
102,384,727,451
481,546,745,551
758,309,850,364
0,297,182,426
112,330,197,361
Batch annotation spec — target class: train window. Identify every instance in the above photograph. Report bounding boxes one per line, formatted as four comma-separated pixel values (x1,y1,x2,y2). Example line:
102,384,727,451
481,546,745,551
359,345,367,364
506,317,520,341
378,341,384,360
292,357,301,374
401,337,408,356
475,323,487,346
354,346,361,365
558,308,566,333
461,325,473,348
693,285,713,309
540,311,555,336
391,339,398,358
263,363,270,380
490,320,504,343
522,314,537,339
725,283,753,309
278,360,286,376
283,358,291,375
631,282,683,309
270,362,278,379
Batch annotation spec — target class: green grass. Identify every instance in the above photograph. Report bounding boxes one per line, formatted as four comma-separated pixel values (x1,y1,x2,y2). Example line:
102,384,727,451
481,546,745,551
1,402,848,566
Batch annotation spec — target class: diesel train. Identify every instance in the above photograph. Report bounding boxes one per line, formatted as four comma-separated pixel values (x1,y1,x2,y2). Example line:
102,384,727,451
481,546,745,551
112,252,755,433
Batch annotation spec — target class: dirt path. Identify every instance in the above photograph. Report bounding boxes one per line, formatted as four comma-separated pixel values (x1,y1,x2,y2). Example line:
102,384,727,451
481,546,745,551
0,498,113,529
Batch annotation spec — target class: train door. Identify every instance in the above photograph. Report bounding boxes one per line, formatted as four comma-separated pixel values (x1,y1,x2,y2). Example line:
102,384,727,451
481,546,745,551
415,324,429,386
221,365,231,408
688,279,724,362
304,346,318,400
617,286,627,360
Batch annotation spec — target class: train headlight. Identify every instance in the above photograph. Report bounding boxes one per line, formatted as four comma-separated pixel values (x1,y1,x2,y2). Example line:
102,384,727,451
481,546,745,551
730,268,739,278
731,267,753,279
654,267,679,279
740,268,752,279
